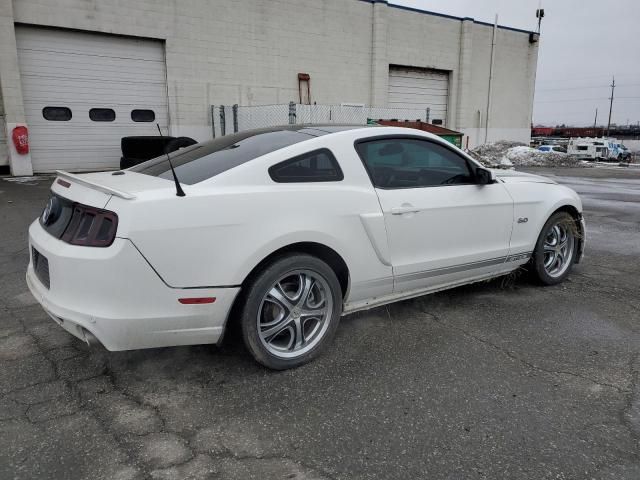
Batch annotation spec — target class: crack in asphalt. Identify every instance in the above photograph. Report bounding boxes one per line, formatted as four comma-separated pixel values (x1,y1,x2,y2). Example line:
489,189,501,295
418,300,640,473
84,363,184,475
2,310,148,474
622,352,640,448
421,309,630,394
586,353,640,477
105,363,170,434
586,261,640,276
571,273,640,314
2,303,334,479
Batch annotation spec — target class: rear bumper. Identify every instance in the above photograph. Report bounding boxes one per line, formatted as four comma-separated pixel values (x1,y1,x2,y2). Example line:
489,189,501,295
27,220,240,351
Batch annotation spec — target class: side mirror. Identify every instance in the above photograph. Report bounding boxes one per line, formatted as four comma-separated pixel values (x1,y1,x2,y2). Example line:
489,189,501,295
475,167,496,185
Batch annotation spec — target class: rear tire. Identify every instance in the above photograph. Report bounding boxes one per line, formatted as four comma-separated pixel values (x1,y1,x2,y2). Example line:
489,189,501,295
530,212,578,285
240,254,342,370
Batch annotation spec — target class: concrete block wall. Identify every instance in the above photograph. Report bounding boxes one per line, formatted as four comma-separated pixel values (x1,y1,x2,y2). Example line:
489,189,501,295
384,6,462,129
383,5,538,147
455,19,475,134
11,0,374,142
0,88,6,166
0,0,31,173
1,0,538,173
463,24,537,146
370,1,389,107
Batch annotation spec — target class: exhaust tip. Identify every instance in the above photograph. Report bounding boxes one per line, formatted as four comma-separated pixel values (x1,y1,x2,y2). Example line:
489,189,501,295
80,327,102,348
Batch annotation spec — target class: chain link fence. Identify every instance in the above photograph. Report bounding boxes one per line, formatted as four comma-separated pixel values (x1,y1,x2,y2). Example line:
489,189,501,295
210,103,434,137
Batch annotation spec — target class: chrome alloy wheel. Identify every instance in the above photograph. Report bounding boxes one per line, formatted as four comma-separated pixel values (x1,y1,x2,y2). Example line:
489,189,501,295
257,270,333,359
543,222,575,278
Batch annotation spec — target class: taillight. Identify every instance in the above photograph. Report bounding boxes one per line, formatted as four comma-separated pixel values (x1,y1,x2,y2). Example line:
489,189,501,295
61,204,118,247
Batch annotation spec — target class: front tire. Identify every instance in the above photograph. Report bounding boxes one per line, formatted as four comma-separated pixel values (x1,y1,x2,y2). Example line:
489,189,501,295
240,254,342,370
530,211,578,285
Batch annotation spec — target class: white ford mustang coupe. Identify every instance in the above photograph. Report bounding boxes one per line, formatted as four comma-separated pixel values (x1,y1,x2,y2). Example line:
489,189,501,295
27,125,585,369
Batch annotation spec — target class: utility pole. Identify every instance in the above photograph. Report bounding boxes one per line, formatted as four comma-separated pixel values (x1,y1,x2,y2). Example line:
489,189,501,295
593,108,598,130
606,77,615,137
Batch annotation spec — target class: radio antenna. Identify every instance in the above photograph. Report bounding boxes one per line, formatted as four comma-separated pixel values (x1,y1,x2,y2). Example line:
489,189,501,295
157,124,185,197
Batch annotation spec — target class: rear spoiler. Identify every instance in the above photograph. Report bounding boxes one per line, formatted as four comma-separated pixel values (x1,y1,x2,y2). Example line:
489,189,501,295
55,171,137,200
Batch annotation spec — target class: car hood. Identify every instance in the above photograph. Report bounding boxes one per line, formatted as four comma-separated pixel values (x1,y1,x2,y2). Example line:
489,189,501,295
492,169,557,185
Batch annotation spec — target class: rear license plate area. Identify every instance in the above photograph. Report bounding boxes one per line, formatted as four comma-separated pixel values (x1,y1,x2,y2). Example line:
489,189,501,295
32,247,50,289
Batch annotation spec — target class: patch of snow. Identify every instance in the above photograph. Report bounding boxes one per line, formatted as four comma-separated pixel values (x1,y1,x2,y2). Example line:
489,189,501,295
468,141,589,168
2,176,52,185
499,156,513,167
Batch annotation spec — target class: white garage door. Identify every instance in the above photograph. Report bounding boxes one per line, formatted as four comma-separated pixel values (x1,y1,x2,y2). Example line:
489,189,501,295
388,67,449,125
16,26,169,173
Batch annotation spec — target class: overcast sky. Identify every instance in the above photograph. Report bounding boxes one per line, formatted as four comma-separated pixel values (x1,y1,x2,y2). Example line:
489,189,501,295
392,0,640,127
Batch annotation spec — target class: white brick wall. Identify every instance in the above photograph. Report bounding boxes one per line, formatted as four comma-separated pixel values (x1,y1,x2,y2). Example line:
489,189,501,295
2,0,538,163
467,25,539,143
0,113,6,167
384,6,537,145
0,84,6,166
0,0,30,172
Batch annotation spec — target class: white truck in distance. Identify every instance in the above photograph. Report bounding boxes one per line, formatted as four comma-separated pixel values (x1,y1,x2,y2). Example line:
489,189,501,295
567,137,626,161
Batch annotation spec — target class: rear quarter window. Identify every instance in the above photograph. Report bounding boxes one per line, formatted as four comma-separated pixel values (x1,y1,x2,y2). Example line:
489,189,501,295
130,129,314,185
269,149,343,183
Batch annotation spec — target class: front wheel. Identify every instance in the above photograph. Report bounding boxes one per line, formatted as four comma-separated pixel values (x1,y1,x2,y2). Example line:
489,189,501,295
240,254,342,370
530,212,578,285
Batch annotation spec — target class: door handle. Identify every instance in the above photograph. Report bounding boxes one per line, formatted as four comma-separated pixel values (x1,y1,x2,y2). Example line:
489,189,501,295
391,205,420,215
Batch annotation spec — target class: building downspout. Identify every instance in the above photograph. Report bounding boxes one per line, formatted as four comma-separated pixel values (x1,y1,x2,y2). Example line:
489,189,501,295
456,17,474,143
370,0,388,107
484,14,498,144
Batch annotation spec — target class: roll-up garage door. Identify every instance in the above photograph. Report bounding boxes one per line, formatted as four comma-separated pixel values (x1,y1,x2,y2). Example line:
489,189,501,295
15,26,169,173
388,67,449,125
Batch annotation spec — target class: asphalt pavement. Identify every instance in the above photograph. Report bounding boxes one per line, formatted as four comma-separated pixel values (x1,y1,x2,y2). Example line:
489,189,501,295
1,166,639,480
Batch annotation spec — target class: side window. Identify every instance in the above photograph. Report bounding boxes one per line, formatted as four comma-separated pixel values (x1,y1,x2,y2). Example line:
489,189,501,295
131,109,155,122
269,148,343,183
355,138,474,188
42,107,72,121
89,108,116,122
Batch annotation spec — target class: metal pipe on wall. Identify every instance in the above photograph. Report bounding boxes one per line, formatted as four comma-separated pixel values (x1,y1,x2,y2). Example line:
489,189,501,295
220,107,226,136
485,14,498,144
210,105,216,138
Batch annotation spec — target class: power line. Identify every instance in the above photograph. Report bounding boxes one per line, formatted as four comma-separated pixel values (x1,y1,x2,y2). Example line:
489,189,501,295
535,96,640,103
536,83,640,92
537,85,608,91
535,97,609,103
535,73,639,83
